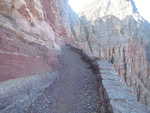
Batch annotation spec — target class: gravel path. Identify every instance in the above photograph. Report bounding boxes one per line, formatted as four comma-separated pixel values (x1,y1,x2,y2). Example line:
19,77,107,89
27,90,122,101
27,47,100,113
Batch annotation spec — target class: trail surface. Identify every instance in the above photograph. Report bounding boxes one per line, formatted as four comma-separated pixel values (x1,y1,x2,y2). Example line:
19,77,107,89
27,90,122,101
26,47,100,113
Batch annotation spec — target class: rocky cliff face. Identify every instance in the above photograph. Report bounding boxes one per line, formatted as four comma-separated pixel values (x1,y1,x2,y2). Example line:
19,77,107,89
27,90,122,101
1,0,150,111
71,0,150,107
0,0,77,81
80,0,137,21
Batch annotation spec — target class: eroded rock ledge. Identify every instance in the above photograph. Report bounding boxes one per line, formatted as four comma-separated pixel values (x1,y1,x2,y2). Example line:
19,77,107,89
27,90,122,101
69,46,150,113
97,60,150,113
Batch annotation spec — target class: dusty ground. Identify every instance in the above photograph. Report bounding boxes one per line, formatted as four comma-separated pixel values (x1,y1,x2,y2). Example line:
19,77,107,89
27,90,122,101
25,47,100,113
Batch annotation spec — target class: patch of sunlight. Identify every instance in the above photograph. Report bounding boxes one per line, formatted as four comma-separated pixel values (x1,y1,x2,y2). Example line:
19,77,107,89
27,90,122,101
68,0,94,13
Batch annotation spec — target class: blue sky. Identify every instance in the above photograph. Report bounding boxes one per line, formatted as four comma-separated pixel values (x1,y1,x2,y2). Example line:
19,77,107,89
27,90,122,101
69,0,150,22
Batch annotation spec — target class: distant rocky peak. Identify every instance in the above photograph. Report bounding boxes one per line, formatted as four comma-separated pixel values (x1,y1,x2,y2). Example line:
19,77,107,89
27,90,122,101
80,0,139,21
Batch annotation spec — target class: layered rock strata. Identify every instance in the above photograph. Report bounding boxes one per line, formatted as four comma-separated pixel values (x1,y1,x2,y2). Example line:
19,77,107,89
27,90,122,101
70,0,150,107
0,0,77,81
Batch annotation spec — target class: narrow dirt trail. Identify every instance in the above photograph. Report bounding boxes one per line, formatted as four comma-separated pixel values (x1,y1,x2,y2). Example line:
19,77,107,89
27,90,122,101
28,47,100,113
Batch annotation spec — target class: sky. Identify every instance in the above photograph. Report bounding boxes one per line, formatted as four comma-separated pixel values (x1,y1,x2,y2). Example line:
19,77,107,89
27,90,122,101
69,0,150,22
69,0,94,12
134,0,150,21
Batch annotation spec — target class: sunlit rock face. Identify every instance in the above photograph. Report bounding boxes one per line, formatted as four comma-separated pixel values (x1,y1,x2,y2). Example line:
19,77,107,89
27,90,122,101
0,0,76,81
80,0,137,21
71,0,150,107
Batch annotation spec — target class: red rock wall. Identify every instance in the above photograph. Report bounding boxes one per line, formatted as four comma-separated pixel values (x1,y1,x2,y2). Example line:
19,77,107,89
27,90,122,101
0,26,59,81
0,0,74,81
